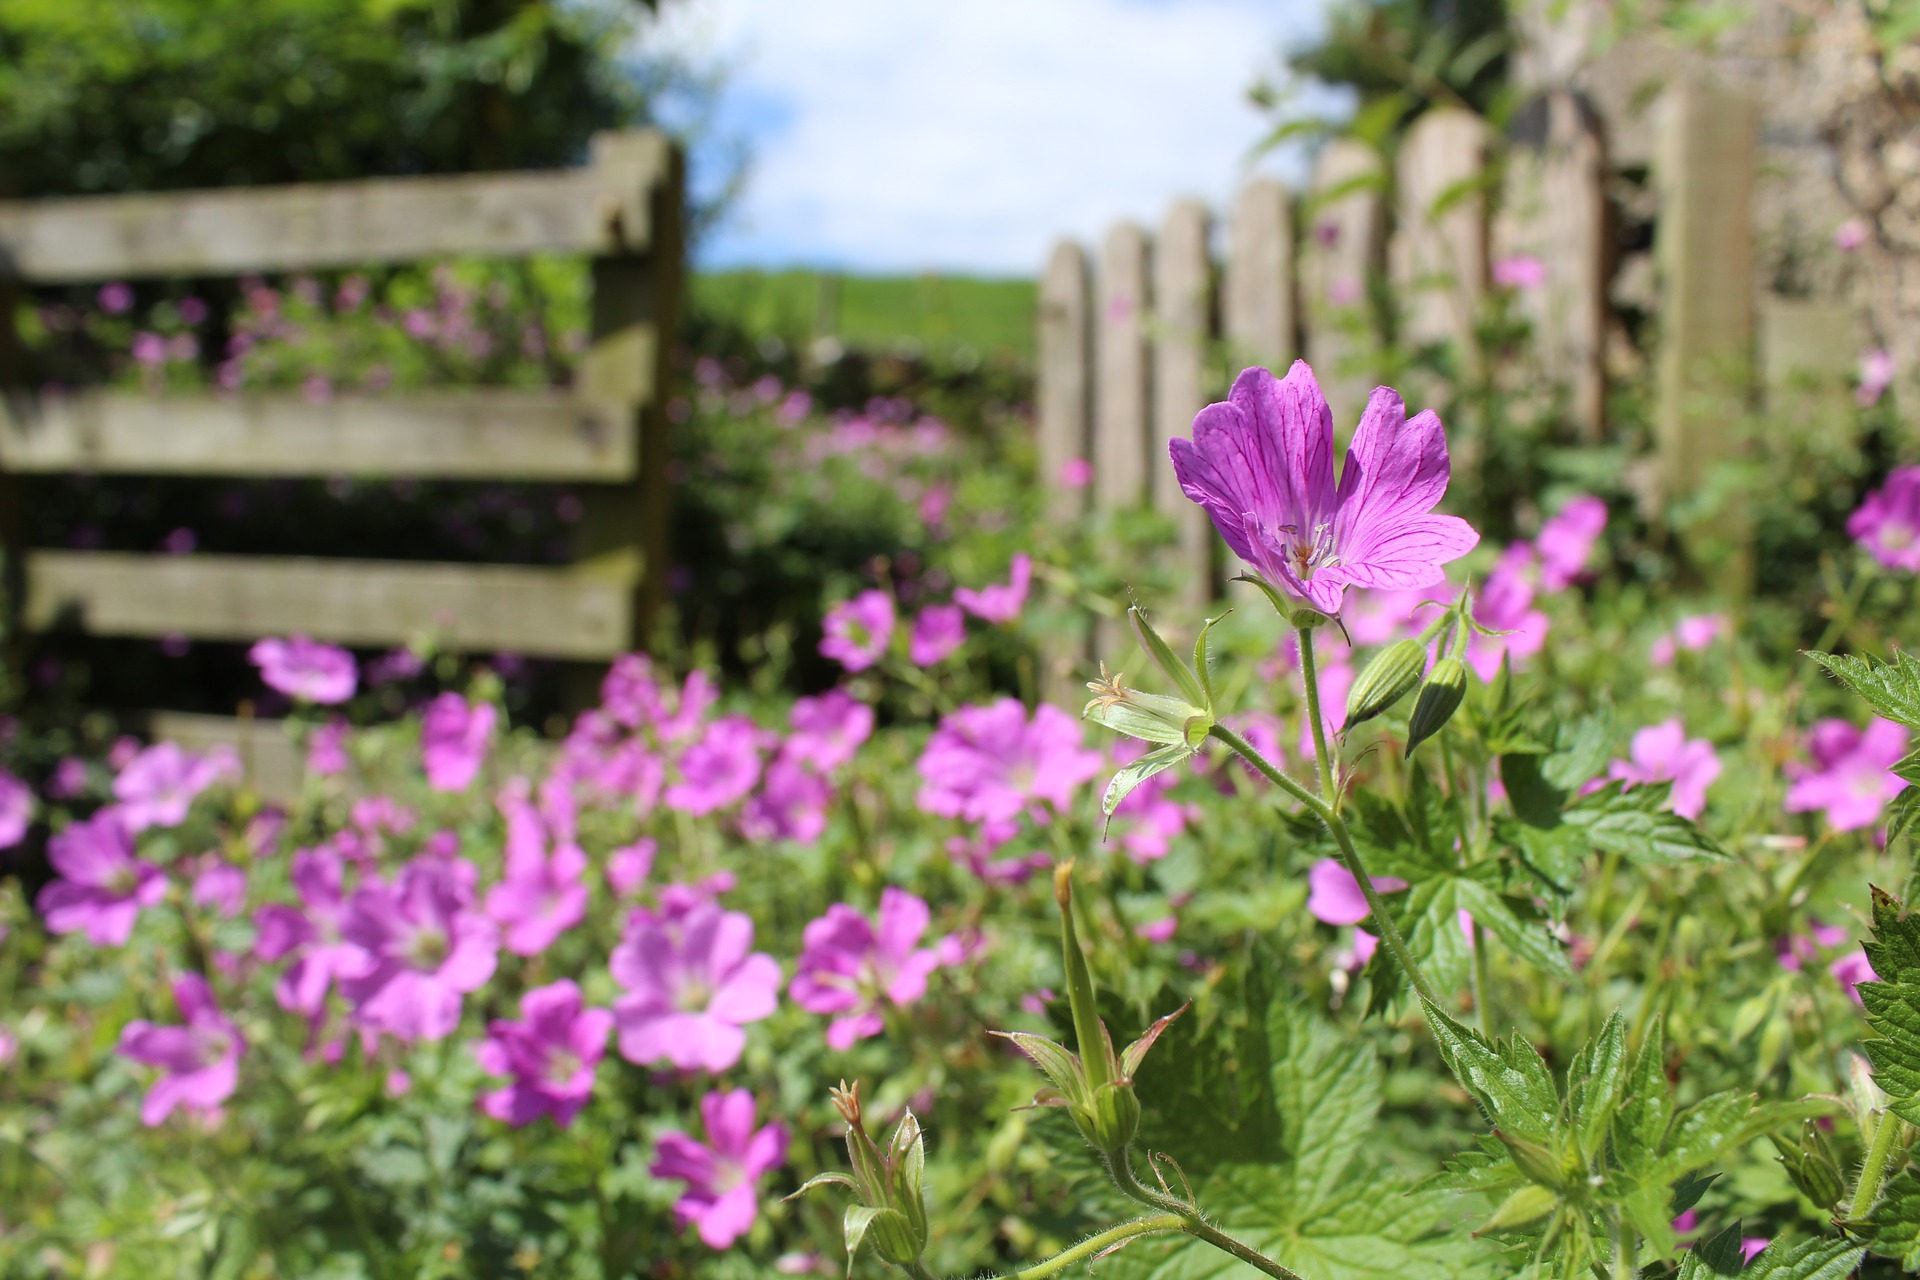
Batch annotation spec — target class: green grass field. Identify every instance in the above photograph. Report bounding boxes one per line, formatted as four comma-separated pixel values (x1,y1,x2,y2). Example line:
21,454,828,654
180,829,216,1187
691,269,1037,366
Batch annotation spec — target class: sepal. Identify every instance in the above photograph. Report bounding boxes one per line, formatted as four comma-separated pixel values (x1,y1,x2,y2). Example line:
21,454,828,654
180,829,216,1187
1405,657,1469,757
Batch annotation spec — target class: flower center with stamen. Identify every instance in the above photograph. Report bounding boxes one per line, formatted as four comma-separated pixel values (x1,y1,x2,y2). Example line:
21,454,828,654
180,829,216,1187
405,926,450,970
544,1049,582,1087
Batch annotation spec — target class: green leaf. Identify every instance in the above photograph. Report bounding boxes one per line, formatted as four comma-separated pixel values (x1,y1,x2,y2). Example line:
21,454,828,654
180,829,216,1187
1561,783,1724,865
1542,707,1617,793
1807,648,1920,730
1565,1013,1628,1163
1675,1223,1747,1279
1420,1000,1560,1149
1101,743,1196,821
1865,1165,1920,1269
1743,1237,1868,1279
1612,1021,1673,1164
1860,886,1920,1125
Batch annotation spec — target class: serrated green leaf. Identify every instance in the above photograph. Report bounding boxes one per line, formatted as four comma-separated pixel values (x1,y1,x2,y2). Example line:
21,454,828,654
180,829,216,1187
1611,1021,1673,1172
1421,1000,1560,1148
1454,880,1574,981
1808,648,1920,730
1865,1164,1920,1269
1543,707,1617,792
1566,1013,1628,1163
1675,1222,1747,1279
1744,1237,1868,1279
1860,887,1920,1124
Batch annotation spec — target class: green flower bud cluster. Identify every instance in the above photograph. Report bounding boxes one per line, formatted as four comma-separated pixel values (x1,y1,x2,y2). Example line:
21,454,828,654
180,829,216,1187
992,863,1186,1158
1769,1119,1847,1210
789,1081,929,1274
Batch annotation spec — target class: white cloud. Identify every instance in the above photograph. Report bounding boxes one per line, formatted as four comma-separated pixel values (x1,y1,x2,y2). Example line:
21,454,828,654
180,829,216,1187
644,0,1345,275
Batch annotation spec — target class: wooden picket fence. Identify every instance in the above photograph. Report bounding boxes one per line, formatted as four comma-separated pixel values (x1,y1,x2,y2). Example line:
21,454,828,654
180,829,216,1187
1037,84,1863,668
0,128,683,782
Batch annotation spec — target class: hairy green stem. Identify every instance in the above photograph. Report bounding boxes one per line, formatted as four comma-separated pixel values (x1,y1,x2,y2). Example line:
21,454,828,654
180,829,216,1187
1813,556,1874,656
1611,1210,1635,1280
1102,1153,1309,1280
1296,628,1338,808
1852,1106,1905,1221
903,1215,1186,1280
1207,722,1439,1006
1470,918,1493,1037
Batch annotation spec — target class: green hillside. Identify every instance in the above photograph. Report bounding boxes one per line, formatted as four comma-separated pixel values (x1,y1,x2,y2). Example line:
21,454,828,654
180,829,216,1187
691,269,1037,365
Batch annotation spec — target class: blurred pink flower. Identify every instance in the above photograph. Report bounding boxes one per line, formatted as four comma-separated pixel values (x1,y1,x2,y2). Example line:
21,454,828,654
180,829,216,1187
47,756,89,800
1835,218,1870,251
1492,255,1547,289
113,741,237,832
1830,949,1877,1003
420,693,496,792
915,699,1102,837
1467,544,1549,681
1741,1239,1770,1264
955,553,1032,624
339,856,498,1042
1785,717,1909,832
255,847,359,1018
1859,349,1896,407
1607,719,1721,820
1536,495,1607,590
820,590,896,672
606,838,656,897
308,718,350,776
249,636,356,704
666,715,765,816
1648,613,1726,666
118,973,242,1126
611,899,781,1071
98,282,134,314
475,979,612,1128
1848,466,1920,571
0,769,31,848
791,888,947,1049
786,690,874,771
191,862,247,918
37,811,166,946
1059,457,1094,488
484,785,588,956
1306,857,1408,926
909,604,967,665
651,1089,789,1249
739,754,833,844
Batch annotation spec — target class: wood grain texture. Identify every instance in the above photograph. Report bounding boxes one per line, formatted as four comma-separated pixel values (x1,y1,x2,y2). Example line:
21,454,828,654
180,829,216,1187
0,129,669,282
1392,107,1490,360
1223,179,1298,373
1037,239,1092,525
1094,221,1151,512
1300,140,1386,427
0,388,643,479
1152,199,1215,608
25,552,640,659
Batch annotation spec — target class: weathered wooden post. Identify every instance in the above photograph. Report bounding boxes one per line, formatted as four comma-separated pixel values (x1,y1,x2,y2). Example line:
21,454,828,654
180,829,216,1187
1038,240,1092,523
1036,239,1093,703
1094,221,1151,660
1152,199,1214,611
1497,91,1608,439
1392,107,1491,367
1651,78,1756,567
1223,179,1297,373
1300,140,1385,427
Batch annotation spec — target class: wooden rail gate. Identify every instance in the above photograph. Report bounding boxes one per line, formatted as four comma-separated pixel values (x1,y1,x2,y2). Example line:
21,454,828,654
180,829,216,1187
0,129,684,765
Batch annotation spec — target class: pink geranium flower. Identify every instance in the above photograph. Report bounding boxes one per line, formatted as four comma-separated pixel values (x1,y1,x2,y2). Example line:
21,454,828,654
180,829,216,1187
0,769,32,848
1785,718,1909,832
1607,719,1721,820
1306,857,1408,926
786,690,873,772
790,888,947,1049
1466,544,1550,681
1169,361,1478,617
37,811,167,946
954,553,1033,623
610,900,781,1072
1858,349,1896,408
117,973,242,1126
420,693,497,792
1491,255,1547,289
819,590,896,672
475,980,612,1128
1848,466,1920,571
909,603,967,665
255,847,361,1017
1535,495,1607,590
1649,613,1726,666
606,838,656,897
738,755,833,844
308,718,350,775
484,785,588,956
249,635,356,704
339,856,499,1042
112,742,237,832
665,715,765,816
915,699,1102,838
1830,949,1878,1003
651,1089,789,1249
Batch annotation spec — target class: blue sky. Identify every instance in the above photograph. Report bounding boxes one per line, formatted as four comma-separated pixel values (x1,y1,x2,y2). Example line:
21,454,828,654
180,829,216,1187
641,0,1348,277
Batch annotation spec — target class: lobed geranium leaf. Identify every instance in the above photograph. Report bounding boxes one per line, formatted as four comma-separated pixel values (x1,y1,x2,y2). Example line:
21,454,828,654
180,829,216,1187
1560,782,1725,865
1564,1012,1628,1163
1865,1165,1920,1270
1807,648,1920,731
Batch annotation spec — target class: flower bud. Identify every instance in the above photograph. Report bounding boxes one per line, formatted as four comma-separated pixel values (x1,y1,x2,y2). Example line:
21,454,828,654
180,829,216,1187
1404,657,1468,758
1769,1120,1846,1210
790,1081,930,1271
1345,639,1427,727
